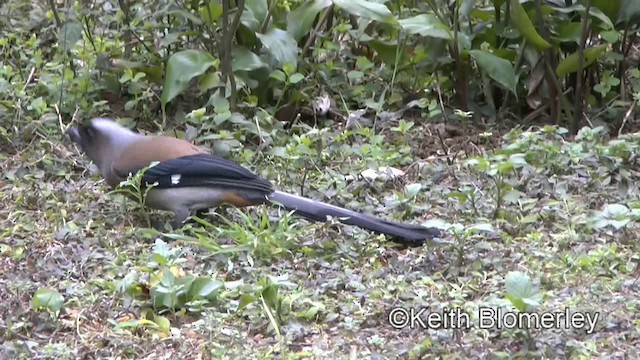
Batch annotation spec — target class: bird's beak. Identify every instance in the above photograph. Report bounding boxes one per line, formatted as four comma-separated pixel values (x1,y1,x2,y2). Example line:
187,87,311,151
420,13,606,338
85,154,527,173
65,127,80,144
64,126,88,154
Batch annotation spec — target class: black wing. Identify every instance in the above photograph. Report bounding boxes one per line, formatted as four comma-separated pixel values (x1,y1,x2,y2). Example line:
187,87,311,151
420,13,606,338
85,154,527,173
122,154,275,194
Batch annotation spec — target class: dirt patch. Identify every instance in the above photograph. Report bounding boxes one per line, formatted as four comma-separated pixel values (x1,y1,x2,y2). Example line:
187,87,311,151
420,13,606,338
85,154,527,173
411,120,507,160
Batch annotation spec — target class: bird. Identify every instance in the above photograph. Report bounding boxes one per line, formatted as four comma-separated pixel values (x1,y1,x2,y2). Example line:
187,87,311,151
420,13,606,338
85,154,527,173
65,117,441,246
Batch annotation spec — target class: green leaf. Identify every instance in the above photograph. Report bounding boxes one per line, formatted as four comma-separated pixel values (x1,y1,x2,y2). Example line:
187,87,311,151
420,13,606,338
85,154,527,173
240,9,261,32
551,4,615,30
124,100,136,111
464,157,489,170
504,271,542,311
198,72,221,91
153,239,172,258
151,288,181,309
555,45,607,77
509,0,551,51
189,277,224,299
166,8,204,25
555,22,584,44
365,39,402,65
238,294,257,311
270,70,287,82
32,288,64,313
592,0,622,23
245,0,269,28
618,0,640,26
58,22,83,52
497,161,513,173
504,294,527,311
261,285,279,307
256,29,298,69
161,50,216,109
404,183,422,199
356,56,374,70
199,3,223,27
447,191,469,204
347,70,364,80
289,73,305,84
298,305,322,319
508,153,528,168
283,63,296,76
601,203,630,218
287,0,332,41
154,316,171,334
459,0,475,17
503,189,522,203
398,14,452,40
232,47,268,72
600,30,620,44
468,223,495,232
333,0,397,24
469,50,517,95
593,203,632,229
114,319,141,329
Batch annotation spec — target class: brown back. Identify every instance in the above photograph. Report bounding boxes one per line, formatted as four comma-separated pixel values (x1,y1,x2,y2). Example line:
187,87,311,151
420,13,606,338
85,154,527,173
110,136,207,185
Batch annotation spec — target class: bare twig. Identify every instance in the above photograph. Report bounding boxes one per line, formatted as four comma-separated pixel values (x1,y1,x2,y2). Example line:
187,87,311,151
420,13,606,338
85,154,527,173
434,73,449,124
435,129,454,165
47,0,62,28
301,5,334,58
571,0,593,134
22,67,35,90
220,0,244,110
117,0,132,58
259,0,276,35
533,0,561,124
618,99,637,136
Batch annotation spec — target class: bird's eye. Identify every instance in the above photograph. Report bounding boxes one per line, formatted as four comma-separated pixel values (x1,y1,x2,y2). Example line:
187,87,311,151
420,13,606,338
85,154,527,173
79,124,95,139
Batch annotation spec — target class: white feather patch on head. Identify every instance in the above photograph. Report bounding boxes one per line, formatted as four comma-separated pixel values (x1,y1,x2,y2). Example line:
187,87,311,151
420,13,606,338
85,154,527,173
171,174,181,185
89,117,141,150
90,118,136,135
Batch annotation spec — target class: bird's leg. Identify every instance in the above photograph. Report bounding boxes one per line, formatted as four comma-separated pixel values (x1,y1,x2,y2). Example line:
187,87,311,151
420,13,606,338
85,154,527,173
194,208,210,219
170,207,191,229
192,208,225,226
170,207,215,228
150,217,172,232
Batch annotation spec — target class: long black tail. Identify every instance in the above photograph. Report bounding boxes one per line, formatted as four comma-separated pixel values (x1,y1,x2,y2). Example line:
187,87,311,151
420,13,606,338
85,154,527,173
268,191,441,246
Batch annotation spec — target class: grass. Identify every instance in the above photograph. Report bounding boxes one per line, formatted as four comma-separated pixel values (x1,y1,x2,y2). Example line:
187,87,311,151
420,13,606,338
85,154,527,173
2,122,640,359
2,1,640,357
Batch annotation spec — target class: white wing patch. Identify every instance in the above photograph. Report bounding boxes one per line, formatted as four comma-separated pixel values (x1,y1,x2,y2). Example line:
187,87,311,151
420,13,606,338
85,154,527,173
171,174,181,185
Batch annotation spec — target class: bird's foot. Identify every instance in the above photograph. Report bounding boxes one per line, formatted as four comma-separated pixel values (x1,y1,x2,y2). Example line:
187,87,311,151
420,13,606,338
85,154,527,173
150,218,174,232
